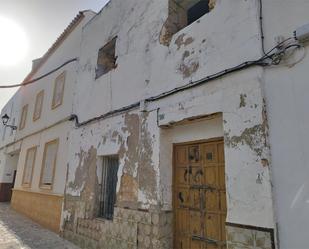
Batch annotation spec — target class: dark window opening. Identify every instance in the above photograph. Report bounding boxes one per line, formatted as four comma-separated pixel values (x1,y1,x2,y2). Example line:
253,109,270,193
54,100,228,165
161,0,215,45
95,37,117,79
99,156,119,220
187,1,210,25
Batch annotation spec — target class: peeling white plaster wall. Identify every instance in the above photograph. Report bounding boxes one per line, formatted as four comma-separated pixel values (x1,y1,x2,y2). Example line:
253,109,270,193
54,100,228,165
74,0,262,122
155,68,275,228
67,0,276,231
66,110,161,209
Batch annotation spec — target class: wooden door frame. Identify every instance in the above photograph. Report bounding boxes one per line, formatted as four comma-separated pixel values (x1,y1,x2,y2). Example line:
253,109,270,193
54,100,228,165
172,136,225,248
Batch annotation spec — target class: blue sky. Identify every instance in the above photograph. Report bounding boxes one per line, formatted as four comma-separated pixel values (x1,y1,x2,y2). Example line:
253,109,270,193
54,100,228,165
0,0,109,110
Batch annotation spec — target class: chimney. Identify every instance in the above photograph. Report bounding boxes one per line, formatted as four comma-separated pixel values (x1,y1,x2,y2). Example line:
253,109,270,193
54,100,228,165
32,58,42,71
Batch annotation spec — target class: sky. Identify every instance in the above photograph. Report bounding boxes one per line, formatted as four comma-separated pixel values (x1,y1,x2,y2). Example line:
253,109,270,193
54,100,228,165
0,0,110,110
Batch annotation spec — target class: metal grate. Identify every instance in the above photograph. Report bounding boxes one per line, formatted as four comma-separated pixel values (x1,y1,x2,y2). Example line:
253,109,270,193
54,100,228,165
99,156,119,220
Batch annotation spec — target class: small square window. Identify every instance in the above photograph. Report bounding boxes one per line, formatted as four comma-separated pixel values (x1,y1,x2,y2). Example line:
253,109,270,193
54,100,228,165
99,156,119,220
33,90,44,121
52,72,65,109
19,104,28,130
95,37,117,79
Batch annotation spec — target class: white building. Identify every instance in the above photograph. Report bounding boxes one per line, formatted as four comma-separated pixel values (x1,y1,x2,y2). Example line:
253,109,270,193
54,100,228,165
1,0,309,248
0,10,96,232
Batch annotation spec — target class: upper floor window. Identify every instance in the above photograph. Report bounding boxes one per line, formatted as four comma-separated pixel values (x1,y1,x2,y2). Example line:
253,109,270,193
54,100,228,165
95,37,117,79
40,139,59,189
33,90,44,121
22,146,37,187
98,156,119,220
19,104,28,130
52,72,65,109
187,0,213,25
161,0,215,45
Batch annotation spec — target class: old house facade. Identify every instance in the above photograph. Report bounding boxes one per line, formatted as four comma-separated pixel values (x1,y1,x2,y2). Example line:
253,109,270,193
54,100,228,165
1,0,309,249
62,0,275,248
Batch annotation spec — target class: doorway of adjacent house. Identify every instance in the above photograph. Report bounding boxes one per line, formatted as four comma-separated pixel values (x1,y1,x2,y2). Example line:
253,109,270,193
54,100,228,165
173,138,227,249
6,153,19,202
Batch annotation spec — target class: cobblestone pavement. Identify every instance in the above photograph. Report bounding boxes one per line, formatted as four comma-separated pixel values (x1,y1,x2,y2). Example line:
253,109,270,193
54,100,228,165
0,202,80,249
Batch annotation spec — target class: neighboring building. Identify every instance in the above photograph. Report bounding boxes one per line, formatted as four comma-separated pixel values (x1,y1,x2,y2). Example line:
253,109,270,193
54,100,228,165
0,10,96,232
1,0,309,249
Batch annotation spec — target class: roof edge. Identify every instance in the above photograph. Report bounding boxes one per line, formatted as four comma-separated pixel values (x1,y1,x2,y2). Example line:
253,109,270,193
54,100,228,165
23,10,91,83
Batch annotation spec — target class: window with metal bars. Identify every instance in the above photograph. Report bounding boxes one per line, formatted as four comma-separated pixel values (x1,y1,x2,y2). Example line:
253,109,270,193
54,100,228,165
99,156,119,220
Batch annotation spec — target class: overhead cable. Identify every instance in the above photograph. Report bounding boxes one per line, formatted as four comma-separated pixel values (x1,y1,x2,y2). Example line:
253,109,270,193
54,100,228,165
0,58,78,88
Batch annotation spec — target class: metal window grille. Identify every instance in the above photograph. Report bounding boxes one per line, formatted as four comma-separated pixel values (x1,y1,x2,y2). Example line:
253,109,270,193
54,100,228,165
99,156,119,220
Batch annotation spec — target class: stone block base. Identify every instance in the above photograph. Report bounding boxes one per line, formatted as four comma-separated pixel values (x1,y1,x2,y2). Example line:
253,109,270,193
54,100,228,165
63,207,173,249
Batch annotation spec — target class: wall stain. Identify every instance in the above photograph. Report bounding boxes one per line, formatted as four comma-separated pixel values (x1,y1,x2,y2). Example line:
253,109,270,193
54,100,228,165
175,34,194,50
117,114,140,207
239,94,247,108
137,112,157,204
178,61,199,78
64,146,99,232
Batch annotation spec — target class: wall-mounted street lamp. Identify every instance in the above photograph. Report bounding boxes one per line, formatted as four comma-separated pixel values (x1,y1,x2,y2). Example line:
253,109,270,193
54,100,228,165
1,114,17,130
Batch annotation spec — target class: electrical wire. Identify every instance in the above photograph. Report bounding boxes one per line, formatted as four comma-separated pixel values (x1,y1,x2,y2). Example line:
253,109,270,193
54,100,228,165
69,102,140,127
259,0,267,56
0,58,78,88
0,0,302,128
70,36,302,128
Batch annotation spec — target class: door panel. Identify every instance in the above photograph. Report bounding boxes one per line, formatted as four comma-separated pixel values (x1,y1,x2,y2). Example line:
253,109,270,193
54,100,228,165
205,190,219,211
174,139,227,249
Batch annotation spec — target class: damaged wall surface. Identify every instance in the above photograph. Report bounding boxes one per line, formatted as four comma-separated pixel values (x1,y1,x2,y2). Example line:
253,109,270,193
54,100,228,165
63,0,277,248
1,0,308,248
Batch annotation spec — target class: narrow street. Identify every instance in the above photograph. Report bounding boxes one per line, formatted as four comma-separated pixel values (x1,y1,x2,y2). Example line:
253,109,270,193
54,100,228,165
0,203,79,249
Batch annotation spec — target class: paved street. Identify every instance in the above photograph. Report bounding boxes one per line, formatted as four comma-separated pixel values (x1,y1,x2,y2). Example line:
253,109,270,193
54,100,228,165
0,203,80,249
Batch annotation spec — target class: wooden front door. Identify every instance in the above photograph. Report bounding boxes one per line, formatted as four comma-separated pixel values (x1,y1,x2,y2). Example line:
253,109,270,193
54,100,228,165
173,139,227,249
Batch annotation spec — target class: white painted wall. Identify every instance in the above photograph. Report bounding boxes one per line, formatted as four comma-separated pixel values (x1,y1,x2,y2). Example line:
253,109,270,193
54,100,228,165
14,11,95,141
74,0,262,121
0,11,96,196
3,0,309,246
68,0,276,231
14,121,71,194
263,1,309,248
